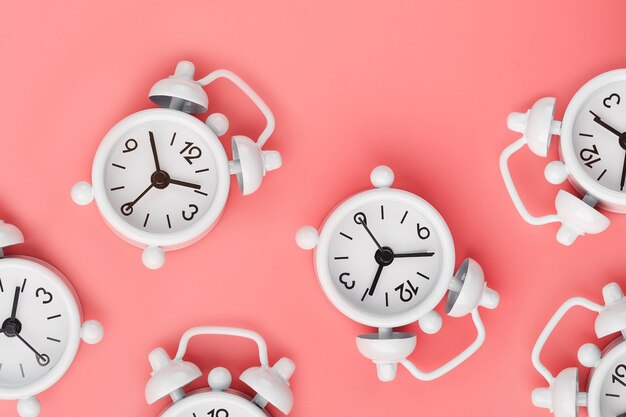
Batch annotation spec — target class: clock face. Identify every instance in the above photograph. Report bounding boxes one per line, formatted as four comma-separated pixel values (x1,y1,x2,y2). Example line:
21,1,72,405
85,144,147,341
594,344,626,417
324,196,449,321
104,118,221,235
163,391,267,417
572,80,626,193
0,260,75,390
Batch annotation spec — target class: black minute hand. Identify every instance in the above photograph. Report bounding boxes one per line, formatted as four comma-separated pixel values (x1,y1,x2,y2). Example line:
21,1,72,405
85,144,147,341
353,213,383,250
393,251,435,258
10,286,20,320
15,334,49,365
149,131,161,171
591,111,624,137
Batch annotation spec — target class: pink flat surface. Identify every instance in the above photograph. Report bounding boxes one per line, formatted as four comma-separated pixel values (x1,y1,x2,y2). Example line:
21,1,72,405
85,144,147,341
1,1,626,416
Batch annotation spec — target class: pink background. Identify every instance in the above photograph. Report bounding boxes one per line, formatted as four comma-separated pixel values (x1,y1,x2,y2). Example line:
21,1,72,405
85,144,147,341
1,1,626,416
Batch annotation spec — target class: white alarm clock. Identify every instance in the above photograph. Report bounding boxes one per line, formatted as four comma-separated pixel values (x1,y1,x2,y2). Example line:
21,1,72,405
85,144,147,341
295,166,499,381
0,221,103,417
500,69,626,245
531,282,626,417
72,60,282,269
146,326,295,417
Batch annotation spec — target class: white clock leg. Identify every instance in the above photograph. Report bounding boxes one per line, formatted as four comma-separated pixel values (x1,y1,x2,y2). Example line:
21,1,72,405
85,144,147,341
370,166,394,189
418,310,442,334
17,397,40,417
142,246,165,269
295,226,319,250
205,113,229,137
71,182,94,205
81,320,104,344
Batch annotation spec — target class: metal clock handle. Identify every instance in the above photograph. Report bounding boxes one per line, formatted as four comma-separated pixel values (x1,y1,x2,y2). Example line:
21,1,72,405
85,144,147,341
531,297,603,384
197,70,275,148
399,309,485,381
174,326,270,367
500,137,561,226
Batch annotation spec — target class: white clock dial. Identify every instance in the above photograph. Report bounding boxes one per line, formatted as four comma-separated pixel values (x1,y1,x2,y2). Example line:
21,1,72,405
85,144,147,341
104,119,220,234
596,348,626,417
163,392,267,417
326,199,444,317
572,81,626,193
0,262,72,389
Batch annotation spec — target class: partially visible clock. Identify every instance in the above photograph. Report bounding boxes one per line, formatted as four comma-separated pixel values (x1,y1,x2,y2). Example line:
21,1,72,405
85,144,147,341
500,69,626,245
145,326,295,417
72,61,283,269
296,166,499,382
0,220,103,417
531,282,626,417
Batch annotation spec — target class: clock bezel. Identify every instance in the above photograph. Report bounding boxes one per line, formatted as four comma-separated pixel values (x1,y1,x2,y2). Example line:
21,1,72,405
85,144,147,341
159,389,269,417
560,69,626,211
0,256,82,400
586,336,626,417
91,108,231,250
314,187,456,328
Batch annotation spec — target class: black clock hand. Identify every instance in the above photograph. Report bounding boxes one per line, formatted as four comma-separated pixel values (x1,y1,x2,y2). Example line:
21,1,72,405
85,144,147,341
121,183,155,215
149,131,161,172
393,251,435,258
621,152,626,192
168,178,202,190
368,264,385,297
10,286,20,320
591,111,624,137
353,213,383,250
15,333,50,365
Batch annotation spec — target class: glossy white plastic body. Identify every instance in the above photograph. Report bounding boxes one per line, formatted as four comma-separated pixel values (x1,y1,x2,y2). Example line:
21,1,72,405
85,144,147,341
499,70,626,245
147,326,294,417
0,222,103,417
296,166,498,382
91,109,230,251
531,282,626,417
72,62,282,269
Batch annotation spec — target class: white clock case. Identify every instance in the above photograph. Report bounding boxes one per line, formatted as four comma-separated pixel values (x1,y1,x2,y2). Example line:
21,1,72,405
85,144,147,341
0,256,82,401
91,108,230,251
531,282,626,417
146,326,295,416
500,69,626,245
296,166,499,382
560,69,626,212
0,221,103,417
313,187,455,328
158,390,269,417
72,61,283,269
586,337,626,417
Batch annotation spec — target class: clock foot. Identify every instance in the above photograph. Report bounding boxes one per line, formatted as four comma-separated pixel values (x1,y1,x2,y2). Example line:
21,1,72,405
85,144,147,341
355,332,416,382
142,246,165,269
554,190,609,246
295,226,319,250
17,397,40,417
205,113,229,137
81,320,104,344
370,166,394,189
71,181,94,205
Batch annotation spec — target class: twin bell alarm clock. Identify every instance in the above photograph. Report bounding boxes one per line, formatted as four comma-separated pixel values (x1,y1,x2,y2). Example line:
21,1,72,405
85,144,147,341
0,221,103,417
145,326,295,417
500,69,626,245
532,282,626,417
72,61,283,269
296,166,499,382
